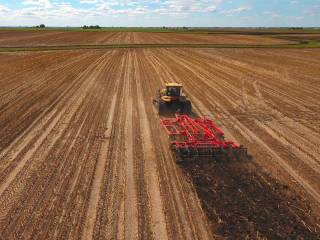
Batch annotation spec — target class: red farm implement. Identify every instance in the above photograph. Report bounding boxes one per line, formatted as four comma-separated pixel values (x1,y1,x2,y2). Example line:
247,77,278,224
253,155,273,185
161,115,247,162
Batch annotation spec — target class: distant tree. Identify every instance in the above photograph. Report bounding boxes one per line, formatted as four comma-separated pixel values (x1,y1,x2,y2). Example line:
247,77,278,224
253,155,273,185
39,24,46,28
82,25,101,29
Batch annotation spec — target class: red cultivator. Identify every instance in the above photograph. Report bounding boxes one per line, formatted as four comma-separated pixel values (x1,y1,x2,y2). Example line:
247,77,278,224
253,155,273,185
161,115,247,162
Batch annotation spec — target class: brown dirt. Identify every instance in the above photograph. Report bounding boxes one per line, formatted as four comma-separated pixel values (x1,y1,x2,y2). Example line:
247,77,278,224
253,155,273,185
0,48,319,239
0,31,293,47
276,34,320,42
182,161,320,239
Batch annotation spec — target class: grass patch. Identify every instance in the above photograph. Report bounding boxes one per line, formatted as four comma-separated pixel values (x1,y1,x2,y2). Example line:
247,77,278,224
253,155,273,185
0,27,199,33
1,27,320,34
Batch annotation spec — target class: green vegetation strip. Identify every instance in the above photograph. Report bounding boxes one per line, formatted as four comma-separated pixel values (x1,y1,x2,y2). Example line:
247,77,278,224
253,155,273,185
0,42,319,52
1,27,320,34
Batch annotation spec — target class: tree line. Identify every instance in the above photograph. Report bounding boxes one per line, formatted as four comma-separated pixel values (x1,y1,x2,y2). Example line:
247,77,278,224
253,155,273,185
82,25,101,29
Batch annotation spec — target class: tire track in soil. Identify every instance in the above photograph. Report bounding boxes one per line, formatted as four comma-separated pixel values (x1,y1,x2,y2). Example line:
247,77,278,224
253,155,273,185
140,49,213,240
37,51,120,240
57,53,121,240
133,51,168,240
123,51,139,240
0,52,106,210
1,48,319,239
144,49,320,239
81,93,117,240
155,49,320,204
0,54,93,161
0,52,100,170
130,51,153,239
92,51,128,240
177,49,320,165
0,50,212,240
0,52,106,176
0,51,111,238
42,51,120,240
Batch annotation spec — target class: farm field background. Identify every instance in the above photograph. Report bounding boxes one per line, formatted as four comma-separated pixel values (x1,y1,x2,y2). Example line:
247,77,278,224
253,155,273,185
0,30,295,47
0,29,320,239
0,47,319,239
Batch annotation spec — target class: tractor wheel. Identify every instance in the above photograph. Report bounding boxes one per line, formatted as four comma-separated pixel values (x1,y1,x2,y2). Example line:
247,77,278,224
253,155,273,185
184,100,192,115
159,101,166,115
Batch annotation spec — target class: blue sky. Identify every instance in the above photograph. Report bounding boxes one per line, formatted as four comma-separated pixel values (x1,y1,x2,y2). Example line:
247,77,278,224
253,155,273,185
0,0,319,27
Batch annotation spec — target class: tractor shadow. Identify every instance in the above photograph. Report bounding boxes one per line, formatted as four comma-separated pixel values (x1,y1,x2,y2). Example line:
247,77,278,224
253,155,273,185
180,159,320,239
158,110,199,119
153,96,198,119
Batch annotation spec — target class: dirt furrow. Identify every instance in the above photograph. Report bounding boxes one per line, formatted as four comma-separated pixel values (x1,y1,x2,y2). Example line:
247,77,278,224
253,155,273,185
2,51,105,207
48,51,121,240
0,52,110,237
0,52,101,155
141,49,213,240
0,48,319,239
123,51,139,240
133,51,168,240
143,48,320,238
91,51,127,240
150,48,320,204
81,93,117,240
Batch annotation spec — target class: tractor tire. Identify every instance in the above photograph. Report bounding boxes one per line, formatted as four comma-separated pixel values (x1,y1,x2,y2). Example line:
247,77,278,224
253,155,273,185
184,100,192,115
159,101,166,115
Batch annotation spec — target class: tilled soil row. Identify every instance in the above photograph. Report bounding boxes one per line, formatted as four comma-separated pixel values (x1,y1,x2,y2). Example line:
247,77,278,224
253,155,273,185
145,48,320,207
0,31,292,47
142,48,320,239
0,49,319,239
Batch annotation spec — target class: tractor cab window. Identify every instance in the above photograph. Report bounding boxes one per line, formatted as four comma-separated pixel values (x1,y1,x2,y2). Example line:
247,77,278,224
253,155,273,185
167,87,180,96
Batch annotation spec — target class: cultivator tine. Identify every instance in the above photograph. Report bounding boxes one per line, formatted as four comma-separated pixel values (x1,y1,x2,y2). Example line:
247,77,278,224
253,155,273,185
161,114,248,163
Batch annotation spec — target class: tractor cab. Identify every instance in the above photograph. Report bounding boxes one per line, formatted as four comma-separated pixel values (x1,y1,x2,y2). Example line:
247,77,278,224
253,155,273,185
166,83,183,97
160,83,183,101
155,82,192,116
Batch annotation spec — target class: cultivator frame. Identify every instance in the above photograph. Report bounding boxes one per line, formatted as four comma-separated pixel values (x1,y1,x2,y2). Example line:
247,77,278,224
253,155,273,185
161,115,247,162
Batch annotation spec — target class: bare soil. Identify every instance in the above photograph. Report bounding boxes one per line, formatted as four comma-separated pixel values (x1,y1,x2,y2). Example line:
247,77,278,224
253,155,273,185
0,48,319,239
0,31,293,47
277,34,320,42
182,160,320,239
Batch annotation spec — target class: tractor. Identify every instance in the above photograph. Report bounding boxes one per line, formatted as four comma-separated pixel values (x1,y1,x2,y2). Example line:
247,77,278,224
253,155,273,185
154,83,192,116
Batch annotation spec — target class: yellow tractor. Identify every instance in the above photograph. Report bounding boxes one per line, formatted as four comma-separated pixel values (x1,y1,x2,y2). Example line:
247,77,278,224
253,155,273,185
154,83,192,116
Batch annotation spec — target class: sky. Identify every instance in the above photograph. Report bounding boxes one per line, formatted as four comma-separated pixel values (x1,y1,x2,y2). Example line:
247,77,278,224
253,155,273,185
0,0,319,27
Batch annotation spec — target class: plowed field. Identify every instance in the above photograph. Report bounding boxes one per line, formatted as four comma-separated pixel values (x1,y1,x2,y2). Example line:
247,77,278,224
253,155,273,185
0,31,293,46
278,34,320,42
0,48,319,239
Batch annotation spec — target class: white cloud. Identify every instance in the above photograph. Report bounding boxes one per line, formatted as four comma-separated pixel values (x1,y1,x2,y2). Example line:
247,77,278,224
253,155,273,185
220,7,250,15
22,0,53,8
80,0,220,15
153,0,219,15
0,0,316,27
0,0,225,21
0,5,9,13
80,0,99,4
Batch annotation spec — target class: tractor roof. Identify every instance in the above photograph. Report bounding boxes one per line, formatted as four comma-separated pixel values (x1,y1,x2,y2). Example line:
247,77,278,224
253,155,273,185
165,83,183,87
